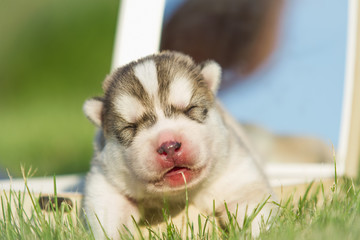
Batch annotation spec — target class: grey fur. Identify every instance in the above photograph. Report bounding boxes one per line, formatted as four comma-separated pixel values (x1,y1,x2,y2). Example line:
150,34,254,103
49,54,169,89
92,51,216,146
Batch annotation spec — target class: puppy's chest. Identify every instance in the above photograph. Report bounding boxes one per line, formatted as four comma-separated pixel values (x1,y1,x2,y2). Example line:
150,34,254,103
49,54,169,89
137,202,205,234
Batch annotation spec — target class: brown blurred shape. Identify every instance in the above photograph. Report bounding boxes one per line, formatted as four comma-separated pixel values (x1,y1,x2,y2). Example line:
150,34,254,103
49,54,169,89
161,0,284,85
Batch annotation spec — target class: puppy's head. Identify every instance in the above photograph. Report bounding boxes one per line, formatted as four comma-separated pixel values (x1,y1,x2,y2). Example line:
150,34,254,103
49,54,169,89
84,51,227,195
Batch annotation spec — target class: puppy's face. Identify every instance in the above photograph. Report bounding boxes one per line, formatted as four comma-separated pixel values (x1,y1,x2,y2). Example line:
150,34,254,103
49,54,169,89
84,52,226,194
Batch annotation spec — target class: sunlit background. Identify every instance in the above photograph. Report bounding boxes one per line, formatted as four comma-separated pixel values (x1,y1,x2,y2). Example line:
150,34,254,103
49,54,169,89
219,0,348,147
0,0,352,177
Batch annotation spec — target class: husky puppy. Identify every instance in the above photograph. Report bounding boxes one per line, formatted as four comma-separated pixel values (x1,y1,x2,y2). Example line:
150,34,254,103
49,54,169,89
83,51,274,239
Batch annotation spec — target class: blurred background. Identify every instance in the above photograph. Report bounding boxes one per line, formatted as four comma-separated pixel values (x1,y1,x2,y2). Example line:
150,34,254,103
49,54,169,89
0,0,352,177
161,0,348,164
0,0,119,177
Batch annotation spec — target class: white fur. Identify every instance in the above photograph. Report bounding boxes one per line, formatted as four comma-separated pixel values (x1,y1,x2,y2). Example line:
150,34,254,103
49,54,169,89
83,99,103,127
155,106,165,119
84,167,140,239
201,61,221,93
114,94,145,123
168,75,193,108
134,60,158,96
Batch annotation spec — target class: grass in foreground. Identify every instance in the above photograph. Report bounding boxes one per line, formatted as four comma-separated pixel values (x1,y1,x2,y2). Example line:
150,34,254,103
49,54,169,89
1,171,360,239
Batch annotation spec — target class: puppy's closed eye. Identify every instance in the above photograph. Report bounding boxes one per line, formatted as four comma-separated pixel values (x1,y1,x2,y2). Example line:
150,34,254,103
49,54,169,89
185,106,208,123
116,125,137,146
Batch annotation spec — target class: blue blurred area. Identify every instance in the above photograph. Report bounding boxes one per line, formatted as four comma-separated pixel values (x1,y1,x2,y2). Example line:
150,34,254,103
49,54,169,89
163,0,184,25
219,0,348,147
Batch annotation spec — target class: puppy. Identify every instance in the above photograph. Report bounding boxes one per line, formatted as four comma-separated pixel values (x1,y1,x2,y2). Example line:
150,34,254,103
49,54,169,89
83,51,274,239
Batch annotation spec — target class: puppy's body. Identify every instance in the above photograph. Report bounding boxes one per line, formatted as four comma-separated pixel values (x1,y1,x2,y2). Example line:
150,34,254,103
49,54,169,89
83,52,273,239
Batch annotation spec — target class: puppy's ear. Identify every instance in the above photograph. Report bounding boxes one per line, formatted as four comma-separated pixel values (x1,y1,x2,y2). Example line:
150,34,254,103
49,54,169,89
200,60,222,94
83,97,104,127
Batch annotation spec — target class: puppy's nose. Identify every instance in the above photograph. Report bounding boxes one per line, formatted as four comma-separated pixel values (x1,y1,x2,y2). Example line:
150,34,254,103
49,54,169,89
157,141,181,157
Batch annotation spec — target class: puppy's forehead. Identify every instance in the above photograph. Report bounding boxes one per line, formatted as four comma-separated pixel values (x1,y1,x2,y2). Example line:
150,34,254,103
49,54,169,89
133,60,158,97
105,54,206,124
108,55,198,93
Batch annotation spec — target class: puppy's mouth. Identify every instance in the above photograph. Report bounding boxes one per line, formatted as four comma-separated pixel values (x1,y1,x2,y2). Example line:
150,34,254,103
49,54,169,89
155,166,202,188
164,166,190,177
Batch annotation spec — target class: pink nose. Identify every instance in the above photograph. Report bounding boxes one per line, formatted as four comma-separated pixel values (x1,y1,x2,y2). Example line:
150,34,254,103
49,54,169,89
157,141,181,158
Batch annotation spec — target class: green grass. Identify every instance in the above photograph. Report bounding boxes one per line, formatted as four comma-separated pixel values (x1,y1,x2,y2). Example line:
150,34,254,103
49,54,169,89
2,168,360,239
262,179,360,240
